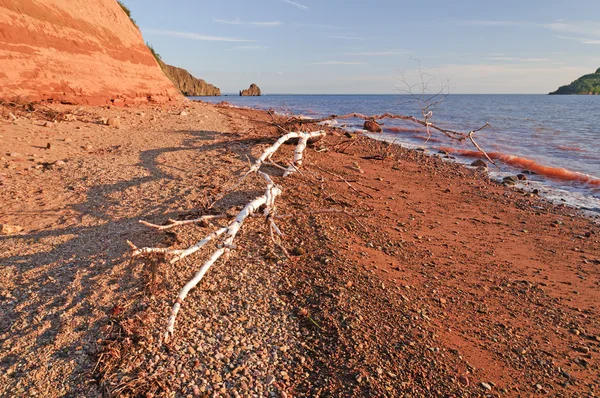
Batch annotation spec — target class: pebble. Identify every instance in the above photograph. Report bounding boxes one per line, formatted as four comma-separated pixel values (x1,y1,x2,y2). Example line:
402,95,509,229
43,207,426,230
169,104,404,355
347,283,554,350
106,117,121,128
0,224,23,236
179,110,188,116
53,160,66,167
459,374,469,386
480,382,492,390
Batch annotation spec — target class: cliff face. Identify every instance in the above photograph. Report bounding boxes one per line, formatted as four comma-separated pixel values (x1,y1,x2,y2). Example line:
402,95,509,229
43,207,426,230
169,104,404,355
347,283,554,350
240,84,262,96
550,67,600,95
0,0,182,105
158,61,221,96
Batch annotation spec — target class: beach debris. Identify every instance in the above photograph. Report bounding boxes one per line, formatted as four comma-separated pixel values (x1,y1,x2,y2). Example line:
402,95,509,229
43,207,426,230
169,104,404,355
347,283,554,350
130,129,327,339
363,120,382,132
0,224,23,235
179,110,188,116
270,112,494,165
106,116,120,128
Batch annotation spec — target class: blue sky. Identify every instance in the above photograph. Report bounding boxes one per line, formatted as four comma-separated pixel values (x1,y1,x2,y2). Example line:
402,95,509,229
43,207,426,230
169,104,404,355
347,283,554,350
125,0,600,94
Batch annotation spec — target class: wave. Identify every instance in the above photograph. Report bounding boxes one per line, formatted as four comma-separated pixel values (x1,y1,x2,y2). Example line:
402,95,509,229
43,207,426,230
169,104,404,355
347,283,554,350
440,147,600,186
555,145,585,152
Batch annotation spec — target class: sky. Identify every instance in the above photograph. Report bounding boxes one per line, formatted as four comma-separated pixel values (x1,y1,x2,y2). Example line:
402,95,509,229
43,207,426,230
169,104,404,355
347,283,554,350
124,0,600,94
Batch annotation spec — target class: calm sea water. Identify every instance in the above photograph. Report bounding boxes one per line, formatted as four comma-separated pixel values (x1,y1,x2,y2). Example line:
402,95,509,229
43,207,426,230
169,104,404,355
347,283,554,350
193,94,600,212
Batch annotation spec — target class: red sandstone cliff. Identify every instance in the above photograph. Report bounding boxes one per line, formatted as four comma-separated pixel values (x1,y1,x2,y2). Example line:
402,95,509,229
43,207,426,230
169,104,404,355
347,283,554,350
0,0,182,105
158,60,221,96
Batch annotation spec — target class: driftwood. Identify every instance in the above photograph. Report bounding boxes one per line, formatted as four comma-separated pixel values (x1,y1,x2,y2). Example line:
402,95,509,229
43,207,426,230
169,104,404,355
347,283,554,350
270,112,495,166
130,131,324,339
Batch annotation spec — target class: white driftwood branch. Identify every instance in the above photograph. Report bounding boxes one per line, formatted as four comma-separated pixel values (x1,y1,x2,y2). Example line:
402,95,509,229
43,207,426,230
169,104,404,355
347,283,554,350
283,131,325,177
130,131,324,339
165,172,282,339
242,130,325,180
139,214,226,231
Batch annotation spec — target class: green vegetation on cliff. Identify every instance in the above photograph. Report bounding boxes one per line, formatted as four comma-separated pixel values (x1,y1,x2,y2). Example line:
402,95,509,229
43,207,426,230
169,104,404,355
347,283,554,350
549,67,600,95
117,1,221,96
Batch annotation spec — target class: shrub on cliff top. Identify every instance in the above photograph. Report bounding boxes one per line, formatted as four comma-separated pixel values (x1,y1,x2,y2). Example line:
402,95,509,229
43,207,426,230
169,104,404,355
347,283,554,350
147,43,162,63
117,1,138,28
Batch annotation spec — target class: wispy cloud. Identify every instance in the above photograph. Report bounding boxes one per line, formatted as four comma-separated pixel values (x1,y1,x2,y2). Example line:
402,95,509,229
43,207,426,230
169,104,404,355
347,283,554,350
544,22,600,38
283,0,308,10
213,17,282,27
295,23,346,30
555,35,600,45
143,29,255,42
310,61,367,65
461,20,523,27
225,45,269,51
329,35,366,40
342,49,407,56
486,57,550,62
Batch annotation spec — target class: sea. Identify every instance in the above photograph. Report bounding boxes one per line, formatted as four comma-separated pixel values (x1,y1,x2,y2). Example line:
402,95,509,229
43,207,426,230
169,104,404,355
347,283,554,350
191,94,600,214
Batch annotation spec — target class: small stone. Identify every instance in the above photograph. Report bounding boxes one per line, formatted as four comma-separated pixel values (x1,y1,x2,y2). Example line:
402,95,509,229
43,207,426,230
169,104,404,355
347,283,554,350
439,298,447,304
480,382,492,391
0,224,23,235
517,173,527,180
536,384,543,390
291,247,305,256
363,120,382,132
8,152,21,158
46,143,52,150
576,346,590,354
265,375,275,385
470,159,487,167
106,117,121,128
53,160,66,167
571,329,580,336
43,121,53,127
179,110,188,116
503,175,519,184
344,131,355,139
83,144,93,151
459,375,469,386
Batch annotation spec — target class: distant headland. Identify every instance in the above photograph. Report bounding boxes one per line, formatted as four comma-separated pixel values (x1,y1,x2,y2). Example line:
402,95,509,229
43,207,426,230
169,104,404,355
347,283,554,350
549,67,600,95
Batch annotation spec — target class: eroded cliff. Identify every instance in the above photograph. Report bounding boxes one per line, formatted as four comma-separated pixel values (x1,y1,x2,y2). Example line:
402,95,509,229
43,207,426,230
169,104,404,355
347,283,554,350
158,61,221,96
0,0,182,105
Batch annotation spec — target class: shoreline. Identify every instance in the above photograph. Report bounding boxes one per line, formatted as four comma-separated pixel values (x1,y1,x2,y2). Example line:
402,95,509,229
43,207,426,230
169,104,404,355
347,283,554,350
1,100,599,396
200,97,600,217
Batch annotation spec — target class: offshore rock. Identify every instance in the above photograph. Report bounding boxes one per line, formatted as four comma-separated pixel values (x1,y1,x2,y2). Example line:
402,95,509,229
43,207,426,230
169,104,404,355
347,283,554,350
239,84,262,96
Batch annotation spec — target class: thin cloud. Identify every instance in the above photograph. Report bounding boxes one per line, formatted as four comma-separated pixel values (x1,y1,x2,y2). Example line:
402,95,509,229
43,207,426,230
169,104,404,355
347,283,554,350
213,17,282,27
556,35,600,45
342,50,407,56
461,20,523,27
225,45,269,51
310,61,367,65
143,28,255,42
486,57,550,62
283,0,308,10
545,22,600,38
329,35,366,40
295,23,346,30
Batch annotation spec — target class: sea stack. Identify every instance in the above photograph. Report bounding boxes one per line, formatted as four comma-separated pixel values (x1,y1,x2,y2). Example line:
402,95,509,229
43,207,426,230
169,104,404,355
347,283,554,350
240,83,261,96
